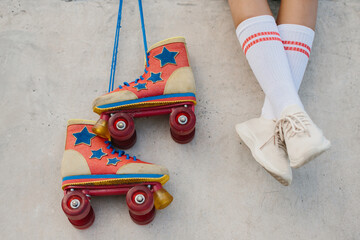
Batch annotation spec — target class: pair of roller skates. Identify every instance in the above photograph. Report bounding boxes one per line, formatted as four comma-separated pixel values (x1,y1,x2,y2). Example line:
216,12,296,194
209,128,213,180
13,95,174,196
61,37,197,229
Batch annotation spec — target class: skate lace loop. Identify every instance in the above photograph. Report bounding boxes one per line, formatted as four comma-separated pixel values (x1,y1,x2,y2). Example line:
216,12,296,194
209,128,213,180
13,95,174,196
118,53,150,89
105,140,137,161
275,112,310,141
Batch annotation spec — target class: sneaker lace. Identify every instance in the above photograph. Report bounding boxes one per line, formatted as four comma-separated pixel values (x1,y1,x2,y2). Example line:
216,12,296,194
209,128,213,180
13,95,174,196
260,121,287,152
274,112,310,141
105,140,137,161
118,53,150,89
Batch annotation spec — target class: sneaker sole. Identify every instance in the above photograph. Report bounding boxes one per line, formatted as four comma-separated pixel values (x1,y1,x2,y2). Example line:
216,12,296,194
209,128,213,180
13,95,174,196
236,124,291,186
290,139,331,168
264,168,290,186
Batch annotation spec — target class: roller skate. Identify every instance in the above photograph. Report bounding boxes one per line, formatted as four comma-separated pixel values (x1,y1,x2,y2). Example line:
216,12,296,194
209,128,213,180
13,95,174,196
92,37,197,149
61,119,173,229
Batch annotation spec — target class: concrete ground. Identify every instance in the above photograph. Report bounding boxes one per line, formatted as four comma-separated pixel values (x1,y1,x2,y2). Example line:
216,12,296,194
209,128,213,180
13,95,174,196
0,0,359,239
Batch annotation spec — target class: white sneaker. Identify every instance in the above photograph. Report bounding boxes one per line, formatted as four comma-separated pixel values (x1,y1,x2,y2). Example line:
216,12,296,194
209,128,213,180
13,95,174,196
235,117,292,186
276,105,331,168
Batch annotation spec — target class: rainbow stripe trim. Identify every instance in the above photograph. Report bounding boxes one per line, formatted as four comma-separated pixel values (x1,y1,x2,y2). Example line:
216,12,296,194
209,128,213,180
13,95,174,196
62,174,168,189
63,174,163,181
97,92,196,109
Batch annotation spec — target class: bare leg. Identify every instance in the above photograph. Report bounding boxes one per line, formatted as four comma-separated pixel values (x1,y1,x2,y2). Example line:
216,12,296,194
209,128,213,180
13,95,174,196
277,0,318,30
228,0,272,27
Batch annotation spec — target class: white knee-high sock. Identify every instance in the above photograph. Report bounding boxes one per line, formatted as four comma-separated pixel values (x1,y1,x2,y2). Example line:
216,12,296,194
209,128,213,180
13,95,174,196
261,24,315,120
236,15,303,118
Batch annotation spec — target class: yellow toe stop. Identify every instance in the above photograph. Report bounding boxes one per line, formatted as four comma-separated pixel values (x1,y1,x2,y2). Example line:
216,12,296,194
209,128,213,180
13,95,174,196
92,118,110,139
153,188,173,210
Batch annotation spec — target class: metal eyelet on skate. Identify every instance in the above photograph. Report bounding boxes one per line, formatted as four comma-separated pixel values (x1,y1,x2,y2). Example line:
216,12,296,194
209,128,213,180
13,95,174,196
134,194,145,205
116,121,126,130
70,199,81,209
178,115,188,125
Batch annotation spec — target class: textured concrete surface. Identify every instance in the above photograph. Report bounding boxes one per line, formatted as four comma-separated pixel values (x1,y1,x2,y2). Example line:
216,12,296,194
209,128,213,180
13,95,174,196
0,0,359,239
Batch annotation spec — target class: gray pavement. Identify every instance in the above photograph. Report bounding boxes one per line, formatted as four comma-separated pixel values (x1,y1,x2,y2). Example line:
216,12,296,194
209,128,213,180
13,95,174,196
0,0,359,239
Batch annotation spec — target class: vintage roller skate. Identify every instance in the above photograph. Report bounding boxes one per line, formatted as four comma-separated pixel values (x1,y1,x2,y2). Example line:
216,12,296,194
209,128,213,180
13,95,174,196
61,120,173,229
92,37,197,149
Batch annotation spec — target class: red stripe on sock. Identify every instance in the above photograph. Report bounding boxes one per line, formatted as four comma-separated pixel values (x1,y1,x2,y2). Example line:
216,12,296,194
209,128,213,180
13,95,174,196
282,41,311,52
244,37,282,55
242,32,280,50
284,46,310,58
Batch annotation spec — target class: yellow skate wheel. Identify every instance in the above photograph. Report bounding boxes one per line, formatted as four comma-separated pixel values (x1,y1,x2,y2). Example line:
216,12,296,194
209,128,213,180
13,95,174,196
153,188,173,210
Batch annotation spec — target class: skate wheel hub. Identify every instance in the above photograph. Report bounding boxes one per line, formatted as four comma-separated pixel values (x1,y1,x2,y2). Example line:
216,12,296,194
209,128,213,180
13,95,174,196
116,120,126,130
134,194,145,204
70,199,81,209
177,115,188,125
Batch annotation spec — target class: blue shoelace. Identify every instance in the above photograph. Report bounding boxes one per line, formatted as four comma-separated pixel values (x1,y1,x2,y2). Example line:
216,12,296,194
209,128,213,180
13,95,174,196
105,140,137,161
109,0,149,92
118,53,150,89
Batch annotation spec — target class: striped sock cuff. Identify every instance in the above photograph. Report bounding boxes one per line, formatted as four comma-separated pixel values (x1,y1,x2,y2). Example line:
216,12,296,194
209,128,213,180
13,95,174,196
236,15,282,55
278,24,315,58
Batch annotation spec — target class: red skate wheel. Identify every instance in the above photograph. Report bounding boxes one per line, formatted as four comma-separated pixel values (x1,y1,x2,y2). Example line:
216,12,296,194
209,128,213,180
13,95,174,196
111,130,137,150
126,186,154,215
170,128,195,144
108,113,136,146
129,207,156,225
62,190,91,221
169,107,196,143
68,207,95,230
169,107,196,136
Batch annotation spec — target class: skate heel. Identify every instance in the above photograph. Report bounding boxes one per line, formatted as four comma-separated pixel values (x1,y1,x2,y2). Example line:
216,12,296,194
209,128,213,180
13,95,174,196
92,114,110,139
153,187,173,210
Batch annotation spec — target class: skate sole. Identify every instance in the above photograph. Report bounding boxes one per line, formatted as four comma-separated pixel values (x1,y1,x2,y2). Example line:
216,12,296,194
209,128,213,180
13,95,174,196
94,92,196,113
235,124,291,186
62,174,169,189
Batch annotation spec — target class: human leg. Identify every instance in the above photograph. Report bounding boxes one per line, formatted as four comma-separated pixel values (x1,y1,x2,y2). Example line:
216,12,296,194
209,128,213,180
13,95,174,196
228,0,272,27
231,0,329,174
229,0,293,185
229,0,303,118
261,0,318,120
263,0,330,168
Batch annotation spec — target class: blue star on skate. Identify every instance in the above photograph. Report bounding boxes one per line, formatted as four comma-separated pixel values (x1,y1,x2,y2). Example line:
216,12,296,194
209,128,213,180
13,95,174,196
154,47,178,67
73,127,96,146
107,157,121,166
133,82,147,91
147,72,163,84
90,148,107,160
